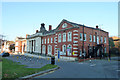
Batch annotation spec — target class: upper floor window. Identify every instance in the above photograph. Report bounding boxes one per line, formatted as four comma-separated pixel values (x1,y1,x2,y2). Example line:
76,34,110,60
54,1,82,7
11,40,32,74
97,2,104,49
42,39,44,44
84,34,86,41
97,36,99,44
93,35,95,42
63,33,66,42
48,38,49,43
45,39,46,44
101,36,103,43
15,42,18,46
62,45,66,55
58,34,61,42
89,35,92,42
80,33,83,41
104,37,106,43
54,37,57,43
67,32,72,41
51,38,53,43
62,23,67,28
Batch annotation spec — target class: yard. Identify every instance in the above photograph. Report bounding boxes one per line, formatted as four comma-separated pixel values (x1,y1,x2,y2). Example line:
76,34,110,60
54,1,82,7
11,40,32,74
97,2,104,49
1,57,57,79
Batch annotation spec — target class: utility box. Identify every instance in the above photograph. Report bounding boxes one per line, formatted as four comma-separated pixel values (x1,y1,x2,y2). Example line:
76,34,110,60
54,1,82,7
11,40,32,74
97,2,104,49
51,56,55,65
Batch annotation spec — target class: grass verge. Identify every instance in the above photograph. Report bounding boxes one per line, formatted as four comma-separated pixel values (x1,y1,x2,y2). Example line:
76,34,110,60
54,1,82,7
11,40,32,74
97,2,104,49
2,58,57,80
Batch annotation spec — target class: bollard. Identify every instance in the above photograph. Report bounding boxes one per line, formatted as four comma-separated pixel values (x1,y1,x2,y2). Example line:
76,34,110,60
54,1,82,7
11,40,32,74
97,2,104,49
58,59,60,62
48,58,49,60
51,56,55,65
32,56,33,58
39,56,40,59
108,57,110,61
13,55,14,59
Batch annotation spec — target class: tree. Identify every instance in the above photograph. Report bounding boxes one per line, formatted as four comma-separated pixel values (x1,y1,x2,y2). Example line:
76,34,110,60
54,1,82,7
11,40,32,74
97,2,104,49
9,44,15,51
109,38,115,48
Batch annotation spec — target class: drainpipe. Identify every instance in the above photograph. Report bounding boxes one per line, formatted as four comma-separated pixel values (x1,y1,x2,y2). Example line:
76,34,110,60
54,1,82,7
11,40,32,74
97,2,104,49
82,24,84,58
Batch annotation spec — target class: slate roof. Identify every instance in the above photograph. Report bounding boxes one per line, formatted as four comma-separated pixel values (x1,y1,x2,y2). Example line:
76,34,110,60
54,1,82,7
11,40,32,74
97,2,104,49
27,19,108,39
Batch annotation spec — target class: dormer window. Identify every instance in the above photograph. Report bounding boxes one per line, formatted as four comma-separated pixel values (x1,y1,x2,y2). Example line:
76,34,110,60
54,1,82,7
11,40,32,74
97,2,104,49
62,23,67,28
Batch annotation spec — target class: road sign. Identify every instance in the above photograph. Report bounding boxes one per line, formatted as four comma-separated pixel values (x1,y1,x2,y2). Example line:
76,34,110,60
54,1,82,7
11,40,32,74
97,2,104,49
67,49,70,51
58,51,60,59
73,52,74,55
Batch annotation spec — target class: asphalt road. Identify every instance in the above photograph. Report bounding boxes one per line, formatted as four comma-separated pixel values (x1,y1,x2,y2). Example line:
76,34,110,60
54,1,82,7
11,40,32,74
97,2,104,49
4,55,120,78
35,58,119,78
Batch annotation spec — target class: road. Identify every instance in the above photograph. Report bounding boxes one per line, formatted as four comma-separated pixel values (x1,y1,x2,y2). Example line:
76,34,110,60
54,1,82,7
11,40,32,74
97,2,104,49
4,55,120,78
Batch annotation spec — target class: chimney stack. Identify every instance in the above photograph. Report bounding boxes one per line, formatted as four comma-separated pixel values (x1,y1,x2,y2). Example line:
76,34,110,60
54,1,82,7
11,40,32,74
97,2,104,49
96,25,98,29
36,30,38,33
49,25,52,31
41,23,45,27
26,34,29,38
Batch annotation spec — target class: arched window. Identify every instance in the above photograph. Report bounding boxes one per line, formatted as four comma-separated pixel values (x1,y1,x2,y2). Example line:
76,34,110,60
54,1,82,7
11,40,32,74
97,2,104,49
48,45,52,55
42,45,46,54
62,45,66,55
67,32,72,41
67,44,72,56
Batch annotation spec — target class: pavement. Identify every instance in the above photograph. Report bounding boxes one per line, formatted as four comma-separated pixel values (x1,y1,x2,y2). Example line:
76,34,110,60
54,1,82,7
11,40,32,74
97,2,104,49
4,54,120,78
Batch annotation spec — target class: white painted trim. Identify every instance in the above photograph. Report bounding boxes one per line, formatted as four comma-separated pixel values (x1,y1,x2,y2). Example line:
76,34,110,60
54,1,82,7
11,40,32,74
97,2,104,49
73,44,78,46
73,37,78,39
73,41,78,43
73,51,78,53
73,30,78,32
73,54,78,56
73,48,78,49
73,34,78,36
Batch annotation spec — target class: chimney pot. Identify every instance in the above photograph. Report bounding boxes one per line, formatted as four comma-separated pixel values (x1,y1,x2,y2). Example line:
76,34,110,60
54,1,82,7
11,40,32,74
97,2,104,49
36,30,38,33
49,25,52,31
96,25,98,29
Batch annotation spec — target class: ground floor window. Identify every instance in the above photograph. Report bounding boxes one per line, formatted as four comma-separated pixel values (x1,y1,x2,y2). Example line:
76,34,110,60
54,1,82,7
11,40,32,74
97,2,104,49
67,44,72,56
42,45,46,54
62,45,66,55
104,47,106,53
48,45,52,55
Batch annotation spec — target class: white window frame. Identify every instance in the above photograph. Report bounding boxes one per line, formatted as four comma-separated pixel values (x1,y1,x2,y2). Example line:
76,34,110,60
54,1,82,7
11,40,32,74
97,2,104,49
67,44,72,56
54,37,56,43
42,45,46,54
62,23,67,28
93,35,95,42
63,33,66,42
51,38,53,43
97,36,99,44
84,34,86,41
48,45,52,55
48,38,49,43
67,32,72,41
89,35,92,42
42,39,44,44
104,37,106,43
62,45,66,55
80,33,83,41
58,33,61,42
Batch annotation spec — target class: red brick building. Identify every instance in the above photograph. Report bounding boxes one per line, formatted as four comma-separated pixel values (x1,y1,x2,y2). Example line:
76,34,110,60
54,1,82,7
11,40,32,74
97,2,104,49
27,19,109,60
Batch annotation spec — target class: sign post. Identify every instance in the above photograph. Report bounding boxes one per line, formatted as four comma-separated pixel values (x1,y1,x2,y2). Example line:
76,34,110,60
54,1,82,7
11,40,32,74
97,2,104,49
58,50,60,62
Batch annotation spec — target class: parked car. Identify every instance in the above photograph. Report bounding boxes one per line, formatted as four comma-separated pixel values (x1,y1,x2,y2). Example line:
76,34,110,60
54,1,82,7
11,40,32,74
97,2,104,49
0,52,10,57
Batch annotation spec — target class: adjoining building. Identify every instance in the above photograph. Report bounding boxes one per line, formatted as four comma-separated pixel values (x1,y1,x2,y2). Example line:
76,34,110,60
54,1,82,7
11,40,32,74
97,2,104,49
15,35,27,54
1,41,15,54
26,19,109,60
